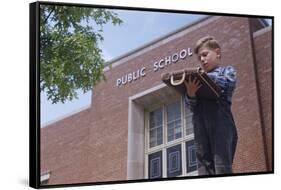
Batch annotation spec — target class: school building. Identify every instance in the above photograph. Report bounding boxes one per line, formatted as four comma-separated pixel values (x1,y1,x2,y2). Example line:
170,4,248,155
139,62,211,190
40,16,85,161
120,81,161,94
40,15,273,185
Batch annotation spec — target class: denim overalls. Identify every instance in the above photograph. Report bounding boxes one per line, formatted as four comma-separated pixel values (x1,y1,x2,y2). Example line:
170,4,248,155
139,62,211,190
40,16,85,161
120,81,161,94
185,66,238,175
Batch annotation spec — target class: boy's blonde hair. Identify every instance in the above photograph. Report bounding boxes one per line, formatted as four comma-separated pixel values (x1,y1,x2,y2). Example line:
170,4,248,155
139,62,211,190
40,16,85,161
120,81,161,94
194,36,220,54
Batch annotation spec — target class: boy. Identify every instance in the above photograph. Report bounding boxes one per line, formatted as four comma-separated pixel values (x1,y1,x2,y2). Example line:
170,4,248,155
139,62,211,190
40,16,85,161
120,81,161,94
184,36,238,175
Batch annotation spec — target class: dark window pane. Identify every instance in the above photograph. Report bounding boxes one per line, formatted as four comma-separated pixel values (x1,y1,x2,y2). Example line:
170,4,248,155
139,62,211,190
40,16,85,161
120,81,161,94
148,151,162,179
167,144,182,177
186,140,198,173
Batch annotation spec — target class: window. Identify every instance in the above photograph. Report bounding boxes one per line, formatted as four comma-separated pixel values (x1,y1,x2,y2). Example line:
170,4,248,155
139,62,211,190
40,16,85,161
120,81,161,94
149,108,163,148
167,101,182,142
148,151,162,179
167,144,182,177
186,141,197,173
145,97,198,178
185,103,194,136
40,170,51,185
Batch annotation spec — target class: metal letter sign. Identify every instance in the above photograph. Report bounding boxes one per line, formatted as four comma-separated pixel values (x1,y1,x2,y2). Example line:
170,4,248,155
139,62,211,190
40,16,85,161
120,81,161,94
116,48,193,87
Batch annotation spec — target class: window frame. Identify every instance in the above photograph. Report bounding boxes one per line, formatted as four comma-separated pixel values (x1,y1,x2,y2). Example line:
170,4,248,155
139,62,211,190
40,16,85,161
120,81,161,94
144,96,198,179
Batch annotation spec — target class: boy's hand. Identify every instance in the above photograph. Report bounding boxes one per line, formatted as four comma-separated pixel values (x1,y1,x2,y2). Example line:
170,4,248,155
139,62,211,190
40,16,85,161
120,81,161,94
184,76,202,98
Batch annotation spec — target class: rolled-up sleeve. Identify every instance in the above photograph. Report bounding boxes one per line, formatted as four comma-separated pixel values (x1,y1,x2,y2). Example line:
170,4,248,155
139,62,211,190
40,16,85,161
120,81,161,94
218,66,236,91
208,66,237,102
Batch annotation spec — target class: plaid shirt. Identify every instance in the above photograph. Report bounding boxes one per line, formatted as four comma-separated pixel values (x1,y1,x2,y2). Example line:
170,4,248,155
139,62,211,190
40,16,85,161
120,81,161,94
185,65,237,108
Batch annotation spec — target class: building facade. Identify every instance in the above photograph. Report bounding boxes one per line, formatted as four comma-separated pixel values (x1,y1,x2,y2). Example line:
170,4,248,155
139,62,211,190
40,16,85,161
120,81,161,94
40,16,273,185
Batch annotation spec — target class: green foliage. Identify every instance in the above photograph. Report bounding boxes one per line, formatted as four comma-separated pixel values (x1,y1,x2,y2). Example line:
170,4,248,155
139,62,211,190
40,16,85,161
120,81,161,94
40,5,122,104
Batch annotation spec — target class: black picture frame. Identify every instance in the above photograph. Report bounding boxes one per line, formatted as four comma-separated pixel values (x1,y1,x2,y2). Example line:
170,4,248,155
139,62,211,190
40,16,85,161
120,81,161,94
30,1,274,188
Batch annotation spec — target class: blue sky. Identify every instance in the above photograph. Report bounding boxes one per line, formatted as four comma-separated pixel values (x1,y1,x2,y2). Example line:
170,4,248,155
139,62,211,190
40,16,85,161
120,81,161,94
41,9,207,126
99,10,206,61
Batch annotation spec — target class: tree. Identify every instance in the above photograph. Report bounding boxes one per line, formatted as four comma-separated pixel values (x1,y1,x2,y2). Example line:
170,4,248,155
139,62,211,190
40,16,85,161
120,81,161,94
40,5,122,104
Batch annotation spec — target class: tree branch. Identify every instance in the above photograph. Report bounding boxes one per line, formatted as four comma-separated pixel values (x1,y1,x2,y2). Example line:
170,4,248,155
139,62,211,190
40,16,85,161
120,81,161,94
44,9,54,24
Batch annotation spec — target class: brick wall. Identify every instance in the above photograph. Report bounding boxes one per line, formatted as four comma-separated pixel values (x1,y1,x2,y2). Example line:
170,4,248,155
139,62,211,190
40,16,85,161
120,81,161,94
40,16,272,185
41,108,92,184
253,27,273,171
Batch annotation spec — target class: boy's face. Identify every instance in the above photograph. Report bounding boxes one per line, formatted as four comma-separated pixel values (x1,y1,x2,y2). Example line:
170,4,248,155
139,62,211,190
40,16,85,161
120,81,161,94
197,47,221,72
